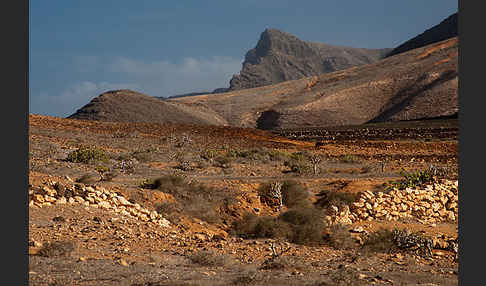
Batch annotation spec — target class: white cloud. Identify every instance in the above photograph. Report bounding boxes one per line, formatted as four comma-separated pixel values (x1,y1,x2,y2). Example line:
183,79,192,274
107,56,242,96
30,81,140,117
30,55,243,117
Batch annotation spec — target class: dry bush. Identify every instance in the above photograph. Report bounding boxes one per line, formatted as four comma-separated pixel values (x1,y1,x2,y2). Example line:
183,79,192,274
281,180,311,208
38,241,75,257
278,207,326,245
267,149,292,161
231,213,292,239
131,150,153,162
233,206,326,245
283,159,309,174
326,224,356,250
145,175,235,224
258,180,310,209
213,155,233,168
76,174,100,184
314,189,358,209
188,250,231,267
361,228,397,254
260,256,305,271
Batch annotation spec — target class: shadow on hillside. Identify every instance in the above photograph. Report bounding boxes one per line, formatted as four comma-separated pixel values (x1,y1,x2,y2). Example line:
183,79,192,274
256,109,280,130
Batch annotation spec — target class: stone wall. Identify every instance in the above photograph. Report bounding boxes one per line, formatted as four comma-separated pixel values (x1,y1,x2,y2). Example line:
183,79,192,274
326,179,458,226
29,182,170,227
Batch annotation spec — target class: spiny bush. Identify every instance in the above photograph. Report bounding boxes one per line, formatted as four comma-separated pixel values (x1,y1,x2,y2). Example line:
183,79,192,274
67,147,109,164
259,181,311,209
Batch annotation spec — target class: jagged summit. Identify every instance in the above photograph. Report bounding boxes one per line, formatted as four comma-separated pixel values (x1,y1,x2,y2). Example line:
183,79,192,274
229,29,390,90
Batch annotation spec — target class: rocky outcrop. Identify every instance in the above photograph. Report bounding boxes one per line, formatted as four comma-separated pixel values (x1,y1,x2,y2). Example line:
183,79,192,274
386,13,458,58
229,29,390,90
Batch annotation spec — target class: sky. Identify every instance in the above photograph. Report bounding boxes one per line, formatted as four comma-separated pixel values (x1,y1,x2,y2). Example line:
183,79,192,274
29,1,458,117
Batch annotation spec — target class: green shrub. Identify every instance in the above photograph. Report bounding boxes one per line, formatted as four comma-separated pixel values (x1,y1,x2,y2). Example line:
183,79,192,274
94,165,110,173
267,149,292,161
67,147,109,164
384,169,435,191
284,160,312,174
339,154,361,163
200,148,218,161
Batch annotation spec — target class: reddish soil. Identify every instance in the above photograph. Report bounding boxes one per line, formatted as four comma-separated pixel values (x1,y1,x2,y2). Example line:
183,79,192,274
29,115,458,286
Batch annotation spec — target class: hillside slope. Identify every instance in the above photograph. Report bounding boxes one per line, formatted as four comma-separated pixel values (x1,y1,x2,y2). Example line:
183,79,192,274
172,37,458,129
386,12,458,58
67,89,228,126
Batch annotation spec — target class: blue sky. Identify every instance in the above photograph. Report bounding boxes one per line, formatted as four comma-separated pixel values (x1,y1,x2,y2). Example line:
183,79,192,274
30,1,458,117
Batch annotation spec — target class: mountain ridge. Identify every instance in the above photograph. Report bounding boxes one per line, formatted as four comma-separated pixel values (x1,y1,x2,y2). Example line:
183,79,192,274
229,28,391,90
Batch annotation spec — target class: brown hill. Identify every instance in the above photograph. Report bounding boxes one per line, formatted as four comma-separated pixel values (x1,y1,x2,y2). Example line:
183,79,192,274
229,29,390,90
171,37,458,129
67,89,228,125
386,13,458,58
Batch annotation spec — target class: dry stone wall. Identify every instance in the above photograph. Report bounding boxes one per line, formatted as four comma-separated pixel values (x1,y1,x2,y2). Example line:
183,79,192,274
326,179,458,226
29,181,170,228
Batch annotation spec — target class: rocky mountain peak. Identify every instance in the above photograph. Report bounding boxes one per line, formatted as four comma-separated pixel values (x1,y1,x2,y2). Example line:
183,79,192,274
229,29,389,90
245,28,315,65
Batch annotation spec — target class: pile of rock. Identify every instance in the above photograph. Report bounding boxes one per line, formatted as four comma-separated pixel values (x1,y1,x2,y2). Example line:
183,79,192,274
29,182,170,227
326,180,458,225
